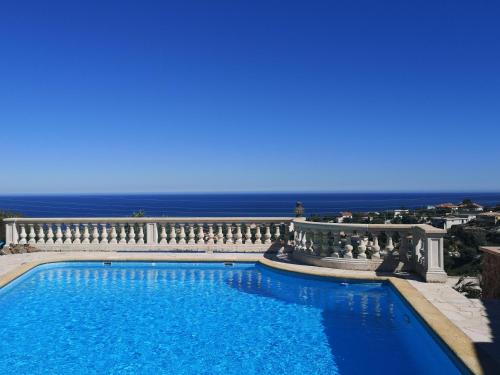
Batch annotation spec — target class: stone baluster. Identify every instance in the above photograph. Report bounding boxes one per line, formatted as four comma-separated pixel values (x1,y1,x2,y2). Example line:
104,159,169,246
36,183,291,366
46,225,55,244
81,224,90,244
274,224,281,242
255,225,262,244
225,224,233,244
206,224,215,244
244,224,252,244
384,232,394,256
301,230,307,252
331,232,341,258
263,224,272,244
118,224,127,244
344,233,353,258
137,224,145,244
28,224,36,245
311,231,320,255
371,234,381,258
187,224,196,244
399,233,410,260
55,224,63,244
168,224,177,244
178,224,186,244
109,224,117,244
90,224,99,244
37,224,46,244
320,231,330,256
73,224,81,244
159,224,168,244
100,224,109,244
293,229,299,250
305,231,312,253
358,235,368,259
18,224,27,245
128,224,136,244
197,224,205,244
235,224,243,244
215,224,224,244
64,224,73,244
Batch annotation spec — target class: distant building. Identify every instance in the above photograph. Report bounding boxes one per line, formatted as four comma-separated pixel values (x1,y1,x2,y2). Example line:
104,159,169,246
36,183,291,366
477,212,500,225
426,205,436,210
431,215,475,230
458,203,484,212
436,203,459,211
393,209,410,217
336,211,353,223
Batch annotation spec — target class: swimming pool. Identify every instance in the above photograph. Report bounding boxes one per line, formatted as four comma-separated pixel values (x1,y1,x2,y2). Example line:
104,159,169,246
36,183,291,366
0,262,465,374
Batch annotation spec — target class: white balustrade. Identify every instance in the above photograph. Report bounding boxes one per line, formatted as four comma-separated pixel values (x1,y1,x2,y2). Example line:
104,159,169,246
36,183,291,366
2,216,447,282
4,218,291,252
292,220,447,282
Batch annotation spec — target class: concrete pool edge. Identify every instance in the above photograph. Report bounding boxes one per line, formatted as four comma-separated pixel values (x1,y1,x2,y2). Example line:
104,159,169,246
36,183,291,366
0,254,483,375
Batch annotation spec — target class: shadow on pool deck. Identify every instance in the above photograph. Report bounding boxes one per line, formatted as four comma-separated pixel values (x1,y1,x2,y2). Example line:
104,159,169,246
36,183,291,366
473,299,500,374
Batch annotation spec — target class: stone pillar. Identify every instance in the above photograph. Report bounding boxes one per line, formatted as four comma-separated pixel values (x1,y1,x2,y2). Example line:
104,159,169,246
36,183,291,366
145,222,158,245
413,226,447,283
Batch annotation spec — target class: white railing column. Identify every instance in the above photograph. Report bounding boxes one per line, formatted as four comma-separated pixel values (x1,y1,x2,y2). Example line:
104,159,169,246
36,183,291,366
128,224,136,244
46,225,55,244
358,235,367,259
244,224,252,244
90,224,99,245
118,224,126,244
137,224,145,244
178,224,186,244
168,224,177,245
37,224,46,244
64,224,73,244
235,224,243,244
215,224,224,244
55,224,63,244
159,224,167,244
109,225,117,244
225,224,233,244
100,224,108,244
371,234,380,258
344,234,353,258
264,224,271,244
187,224,196,244
197,224,205,244
28,224,36,245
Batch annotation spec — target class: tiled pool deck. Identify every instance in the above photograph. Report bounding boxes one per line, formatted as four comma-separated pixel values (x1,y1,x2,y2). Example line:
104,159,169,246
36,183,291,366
0,252,498,374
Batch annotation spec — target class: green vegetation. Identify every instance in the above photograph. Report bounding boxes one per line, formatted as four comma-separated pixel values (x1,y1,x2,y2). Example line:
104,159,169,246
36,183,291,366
444,222,500,276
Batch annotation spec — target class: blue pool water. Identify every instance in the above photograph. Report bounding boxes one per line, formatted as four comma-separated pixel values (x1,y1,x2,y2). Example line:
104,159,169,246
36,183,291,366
0,262,464,374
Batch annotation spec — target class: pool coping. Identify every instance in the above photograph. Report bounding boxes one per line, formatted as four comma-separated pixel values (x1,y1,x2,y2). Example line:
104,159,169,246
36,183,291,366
0,254,483,375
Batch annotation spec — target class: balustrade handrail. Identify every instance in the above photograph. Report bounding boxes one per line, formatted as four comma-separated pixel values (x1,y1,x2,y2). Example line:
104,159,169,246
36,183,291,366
3,217,293,224
293,220,446,234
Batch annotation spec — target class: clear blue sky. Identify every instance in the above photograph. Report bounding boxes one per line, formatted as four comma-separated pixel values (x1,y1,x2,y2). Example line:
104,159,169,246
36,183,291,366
1,0,499,194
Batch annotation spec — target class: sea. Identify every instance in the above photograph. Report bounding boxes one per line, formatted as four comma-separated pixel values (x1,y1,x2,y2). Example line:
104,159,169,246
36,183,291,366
0,192,499,218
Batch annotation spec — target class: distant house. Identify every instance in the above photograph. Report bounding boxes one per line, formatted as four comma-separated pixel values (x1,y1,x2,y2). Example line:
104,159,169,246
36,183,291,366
436,203,459,211
336,211,353,223
477,212,500,225
431,215,475,230
393,209,410,217
458,203,484,212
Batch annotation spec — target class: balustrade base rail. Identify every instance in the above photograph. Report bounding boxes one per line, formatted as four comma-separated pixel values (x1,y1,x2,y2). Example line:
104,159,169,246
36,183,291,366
292,251,403,272
26,243,285,253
